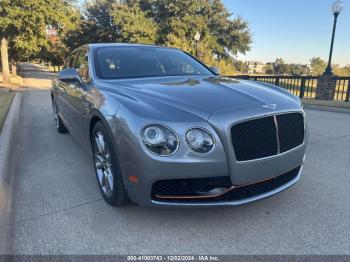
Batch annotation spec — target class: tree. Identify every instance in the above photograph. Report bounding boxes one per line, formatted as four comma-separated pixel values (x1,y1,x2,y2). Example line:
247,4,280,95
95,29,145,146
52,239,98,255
288,63,311,76
83,0,119,42
138,0,251,58
0,0,78,81
67,0,251,75
234,60,247,73
1,38,10,83
273,58,288,75
39,40,67,71
67,0,157,46
263,63,274,74
310,57,326,76
110,1,157,44
333,65,350,76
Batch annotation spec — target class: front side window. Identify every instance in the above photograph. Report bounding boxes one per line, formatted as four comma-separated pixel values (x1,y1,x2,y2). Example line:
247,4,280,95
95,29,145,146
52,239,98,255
94,46,213,79
64,52,77,69
75,50,90,83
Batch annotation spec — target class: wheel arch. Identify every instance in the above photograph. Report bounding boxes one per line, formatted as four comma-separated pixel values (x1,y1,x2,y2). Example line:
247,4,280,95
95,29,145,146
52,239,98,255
50,90,56,106
89,115,102,143
88,109,117,148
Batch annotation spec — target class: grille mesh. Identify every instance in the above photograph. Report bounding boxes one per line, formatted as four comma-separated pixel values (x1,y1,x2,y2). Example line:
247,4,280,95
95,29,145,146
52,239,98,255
231,112,304,161
151,176,231,197
277,113,305,153
152,166,301,203
231,116,278,161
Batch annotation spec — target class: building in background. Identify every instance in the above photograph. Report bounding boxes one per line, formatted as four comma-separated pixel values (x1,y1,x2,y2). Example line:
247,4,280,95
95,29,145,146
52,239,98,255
246,61,265,74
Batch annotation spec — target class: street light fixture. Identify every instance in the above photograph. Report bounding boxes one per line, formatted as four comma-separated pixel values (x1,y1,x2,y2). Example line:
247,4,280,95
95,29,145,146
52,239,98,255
332,0,343,14
194,31,201,58
324,0,343,76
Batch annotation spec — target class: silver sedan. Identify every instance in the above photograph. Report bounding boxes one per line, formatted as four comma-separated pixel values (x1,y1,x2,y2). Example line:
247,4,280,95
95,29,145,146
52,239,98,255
51,43,307,207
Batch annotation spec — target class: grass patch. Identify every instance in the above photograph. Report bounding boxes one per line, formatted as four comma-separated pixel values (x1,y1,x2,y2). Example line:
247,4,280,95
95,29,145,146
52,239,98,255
0,90,15,133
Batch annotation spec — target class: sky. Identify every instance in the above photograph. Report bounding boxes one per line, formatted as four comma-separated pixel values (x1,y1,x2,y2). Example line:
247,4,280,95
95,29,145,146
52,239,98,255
222,0,350,66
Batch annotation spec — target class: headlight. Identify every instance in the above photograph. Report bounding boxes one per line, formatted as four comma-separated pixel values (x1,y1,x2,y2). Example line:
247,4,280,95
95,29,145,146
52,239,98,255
185,128,215,153
141,125,179,156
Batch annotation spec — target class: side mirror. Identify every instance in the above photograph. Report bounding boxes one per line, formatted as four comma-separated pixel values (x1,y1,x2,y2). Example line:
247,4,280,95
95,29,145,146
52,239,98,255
210,66,220,75
58,68,82,84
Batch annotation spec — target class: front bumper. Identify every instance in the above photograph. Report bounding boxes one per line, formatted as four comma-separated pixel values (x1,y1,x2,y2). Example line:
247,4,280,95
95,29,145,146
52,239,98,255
124,157,304,207
119,109,307,207
150,165,303,207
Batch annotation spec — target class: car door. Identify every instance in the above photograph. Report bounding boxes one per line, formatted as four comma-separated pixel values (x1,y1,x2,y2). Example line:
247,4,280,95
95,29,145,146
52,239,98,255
56,51,78,128
64,47,92,144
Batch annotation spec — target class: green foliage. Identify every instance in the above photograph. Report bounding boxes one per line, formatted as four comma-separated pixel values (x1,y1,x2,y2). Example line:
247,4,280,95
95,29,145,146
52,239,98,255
334,65,350,76
64,0,157,49
39,41,67,67
65,0,252,74
287,63,310,76
0,0,251,75
83,0,119,42
273,58,289,75
139,0,251,63
310,57,326,76
263,63,274,75
0,0,79,62
110,1,157,44
261,59,310,76
234,60,248,73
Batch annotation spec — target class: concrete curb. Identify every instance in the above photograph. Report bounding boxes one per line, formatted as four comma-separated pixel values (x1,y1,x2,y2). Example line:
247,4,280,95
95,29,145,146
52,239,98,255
0,93,22,254
303,104,350,114
302,98,350,109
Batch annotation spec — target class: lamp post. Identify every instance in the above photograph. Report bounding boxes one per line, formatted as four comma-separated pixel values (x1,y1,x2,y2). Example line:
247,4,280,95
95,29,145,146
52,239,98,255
194,31,201,58
323,0,343,76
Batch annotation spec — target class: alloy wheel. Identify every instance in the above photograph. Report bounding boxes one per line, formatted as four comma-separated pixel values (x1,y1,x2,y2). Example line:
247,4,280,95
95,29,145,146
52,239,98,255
93,131,114,197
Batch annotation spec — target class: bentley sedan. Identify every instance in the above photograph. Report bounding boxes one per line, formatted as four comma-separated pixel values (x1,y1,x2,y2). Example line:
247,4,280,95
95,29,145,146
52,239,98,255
51,43,307,207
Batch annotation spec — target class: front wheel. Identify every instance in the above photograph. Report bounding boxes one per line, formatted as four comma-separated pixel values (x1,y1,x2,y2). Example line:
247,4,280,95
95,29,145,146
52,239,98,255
92,122,128,206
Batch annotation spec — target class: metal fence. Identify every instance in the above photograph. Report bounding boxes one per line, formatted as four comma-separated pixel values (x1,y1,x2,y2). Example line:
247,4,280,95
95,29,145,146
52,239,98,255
234,75,350,102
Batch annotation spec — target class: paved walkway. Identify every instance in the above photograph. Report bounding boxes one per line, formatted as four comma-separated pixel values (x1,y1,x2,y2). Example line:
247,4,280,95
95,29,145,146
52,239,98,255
21,62,54,89
2,64,350,255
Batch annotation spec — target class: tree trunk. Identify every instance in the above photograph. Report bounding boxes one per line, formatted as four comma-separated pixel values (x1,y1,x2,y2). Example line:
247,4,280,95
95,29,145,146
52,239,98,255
1,38,11,84
11,60,17,77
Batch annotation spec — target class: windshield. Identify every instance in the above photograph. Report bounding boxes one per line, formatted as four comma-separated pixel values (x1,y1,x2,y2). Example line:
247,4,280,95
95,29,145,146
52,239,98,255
94,46,214,79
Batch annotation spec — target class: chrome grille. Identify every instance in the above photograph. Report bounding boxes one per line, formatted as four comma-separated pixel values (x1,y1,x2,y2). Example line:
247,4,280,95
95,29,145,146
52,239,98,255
231,112,304,161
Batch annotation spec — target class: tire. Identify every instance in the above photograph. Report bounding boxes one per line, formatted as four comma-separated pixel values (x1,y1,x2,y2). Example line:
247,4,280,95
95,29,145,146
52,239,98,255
52,102,68,133
92,121,128,206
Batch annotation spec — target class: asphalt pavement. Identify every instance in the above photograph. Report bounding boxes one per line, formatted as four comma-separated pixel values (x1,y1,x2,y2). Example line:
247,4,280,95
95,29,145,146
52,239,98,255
1,63,350,255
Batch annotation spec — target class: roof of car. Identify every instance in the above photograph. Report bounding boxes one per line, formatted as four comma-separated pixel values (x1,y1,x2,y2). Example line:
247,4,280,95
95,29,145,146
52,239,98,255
88,43,176,50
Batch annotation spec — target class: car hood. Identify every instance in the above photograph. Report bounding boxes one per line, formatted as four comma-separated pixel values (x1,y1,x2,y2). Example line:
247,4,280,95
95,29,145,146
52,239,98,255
98,76,300,120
